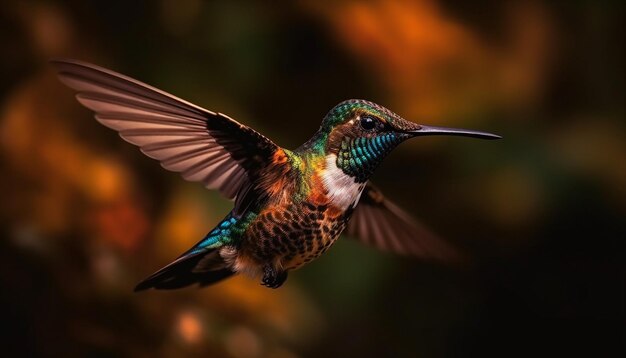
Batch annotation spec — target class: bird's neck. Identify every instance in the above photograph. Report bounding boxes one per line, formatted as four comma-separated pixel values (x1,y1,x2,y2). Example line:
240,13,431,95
293,130,364,211
292,128,381,211
295,130,329,156
319,153,367,211
296,127,404,184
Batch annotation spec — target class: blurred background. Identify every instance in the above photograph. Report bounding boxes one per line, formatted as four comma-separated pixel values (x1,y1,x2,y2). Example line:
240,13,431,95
0,0,623,356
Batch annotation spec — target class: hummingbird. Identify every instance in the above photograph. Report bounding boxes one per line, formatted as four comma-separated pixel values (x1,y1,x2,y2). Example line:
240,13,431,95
52,59,500,290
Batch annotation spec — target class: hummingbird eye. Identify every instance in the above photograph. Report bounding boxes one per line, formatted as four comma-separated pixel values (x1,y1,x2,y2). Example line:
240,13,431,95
359,115,378,131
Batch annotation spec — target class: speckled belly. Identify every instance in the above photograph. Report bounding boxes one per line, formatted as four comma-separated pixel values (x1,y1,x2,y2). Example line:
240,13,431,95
242,201,352,270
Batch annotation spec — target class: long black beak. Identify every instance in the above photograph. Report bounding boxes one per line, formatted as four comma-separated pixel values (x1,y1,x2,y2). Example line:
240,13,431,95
406,125,501,140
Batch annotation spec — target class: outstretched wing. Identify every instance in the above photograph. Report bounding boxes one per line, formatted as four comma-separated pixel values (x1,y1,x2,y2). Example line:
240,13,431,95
51,58,279,201
346,183,461,261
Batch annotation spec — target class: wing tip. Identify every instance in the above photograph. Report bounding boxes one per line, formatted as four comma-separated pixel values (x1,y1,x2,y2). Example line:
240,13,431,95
49,57,102,69
49,57,70,67
133,281,153,292
49,57,93,73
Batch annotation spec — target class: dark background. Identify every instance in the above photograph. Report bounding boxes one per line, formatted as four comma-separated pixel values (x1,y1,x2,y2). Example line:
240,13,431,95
1,0,623,356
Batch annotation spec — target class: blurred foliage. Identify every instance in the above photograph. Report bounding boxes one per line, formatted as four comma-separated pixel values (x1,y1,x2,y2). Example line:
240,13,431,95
0,0,623,356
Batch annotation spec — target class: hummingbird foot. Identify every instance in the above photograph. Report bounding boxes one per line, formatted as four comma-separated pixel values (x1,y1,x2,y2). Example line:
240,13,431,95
261,266,288,289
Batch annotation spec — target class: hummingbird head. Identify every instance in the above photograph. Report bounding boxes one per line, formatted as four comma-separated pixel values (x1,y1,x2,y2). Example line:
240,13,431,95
313,99,500,183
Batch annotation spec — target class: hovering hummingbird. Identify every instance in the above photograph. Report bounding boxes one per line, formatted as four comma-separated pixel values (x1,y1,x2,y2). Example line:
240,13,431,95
52,59,500,290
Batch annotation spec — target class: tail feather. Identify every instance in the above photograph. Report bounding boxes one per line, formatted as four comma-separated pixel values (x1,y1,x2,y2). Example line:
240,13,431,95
134,249,234,291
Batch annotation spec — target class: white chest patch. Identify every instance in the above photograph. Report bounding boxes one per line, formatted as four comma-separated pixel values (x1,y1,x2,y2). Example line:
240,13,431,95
321,154,366,210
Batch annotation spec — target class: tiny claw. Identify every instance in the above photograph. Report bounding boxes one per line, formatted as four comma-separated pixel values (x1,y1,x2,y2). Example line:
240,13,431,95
261,265,288,289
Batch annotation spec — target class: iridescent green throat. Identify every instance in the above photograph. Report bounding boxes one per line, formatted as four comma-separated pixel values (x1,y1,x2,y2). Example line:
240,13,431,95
336,133,404,183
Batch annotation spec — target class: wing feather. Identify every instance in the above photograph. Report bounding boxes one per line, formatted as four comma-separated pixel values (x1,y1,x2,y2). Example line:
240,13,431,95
347,183,462,261
52,58,280,201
